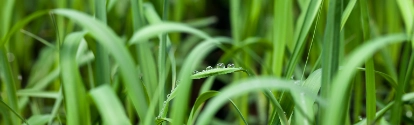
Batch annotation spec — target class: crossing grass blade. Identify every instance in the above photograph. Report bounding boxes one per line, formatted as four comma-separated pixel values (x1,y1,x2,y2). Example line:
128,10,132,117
196,77,324,125
171,38,222,125
322,33,408,125
89,85,131,125
359,0,377,123
53,9,149,119
285,0,322,78
341,0,357,30
60,31,90,125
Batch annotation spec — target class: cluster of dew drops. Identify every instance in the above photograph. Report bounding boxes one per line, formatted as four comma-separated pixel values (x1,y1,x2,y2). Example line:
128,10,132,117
157,81,180,119
157,63,237,119
193,63,235,74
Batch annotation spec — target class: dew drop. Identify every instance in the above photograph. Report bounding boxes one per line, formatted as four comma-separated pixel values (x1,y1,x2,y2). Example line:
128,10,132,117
358,116,362,120
227,63,235,68
206,66,213,70
193,70,199,74
406,111,413,117
216,63,225,68
7,53,15,62
166,94,171,98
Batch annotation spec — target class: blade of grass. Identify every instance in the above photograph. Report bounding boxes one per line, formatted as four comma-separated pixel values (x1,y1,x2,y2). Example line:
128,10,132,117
340,0,357,30
90,85,131,125
285,0,322,78
196,77,324,125
322,33,408,125
293,69,321,125
47,88,63,125
132,0,158,101
359,0,376,123
320,0,342,122
94,0,111,86
60,31,90,125
170,38,221,125
391,51,414,124
158,0,169,114
396,0,414,48
53,9,149,119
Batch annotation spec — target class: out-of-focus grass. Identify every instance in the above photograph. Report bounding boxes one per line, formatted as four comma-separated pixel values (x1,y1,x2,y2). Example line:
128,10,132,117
0,0,413,125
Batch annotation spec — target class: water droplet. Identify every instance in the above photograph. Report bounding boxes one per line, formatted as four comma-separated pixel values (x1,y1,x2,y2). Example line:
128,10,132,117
206,66,213,70
166,94,171,98
202,70,205,72
163,101,166,104
7,53,15,62
17,75,22,81
193,70,199,74
358,116,362,120
290,75,294,80
406,111,413,117
216,63,225,68
227,63,235,68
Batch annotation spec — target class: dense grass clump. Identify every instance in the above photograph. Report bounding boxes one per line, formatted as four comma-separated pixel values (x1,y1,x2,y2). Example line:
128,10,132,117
0,0,414,125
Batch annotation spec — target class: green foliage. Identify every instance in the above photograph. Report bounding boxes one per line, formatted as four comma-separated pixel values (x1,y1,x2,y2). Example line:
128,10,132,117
0,0,413,125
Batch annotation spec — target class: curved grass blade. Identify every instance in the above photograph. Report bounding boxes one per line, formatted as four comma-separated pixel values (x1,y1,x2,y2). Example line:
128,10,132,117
0,99,28,125
187,91,248,125
355,92,414,125
191,66,248,79
196,77,324,125
52,9,149,119
90,85,131,125
27,115,51,125
341,0,357,30
293,69,321,125
171,38,221,125
1,10,49,47
128,22,211,45
60,31,90,125
285,0,322,77
322,33,408,125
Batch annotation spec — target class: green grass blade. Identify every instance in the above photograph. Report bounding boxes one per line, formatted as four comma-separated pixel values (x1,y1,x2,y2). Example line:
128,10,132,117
396,0,414,48
322,33,408,125
359,0,376,123
27,115,51,125
293,69,321,125
158,0,169,113
19,29,55,48
356,92,414,125
187,91,219,125
390,52,414,124
47,88,63,125
53,9,149,119
320,0,342,121
171,38,221,125
273,0,293,77
0,98,27,125
1,10,49,47
60,31,90,125
340,0,357,30
94,0,111,86
128,22,211,45
285,0,322,78
90,85,131,125
191,66,248,79
196,77,324,125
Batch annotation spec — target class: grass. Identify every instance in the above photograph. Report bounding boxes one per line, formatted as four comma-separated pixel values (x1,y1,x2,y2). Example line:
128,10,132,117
0,0,413,125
